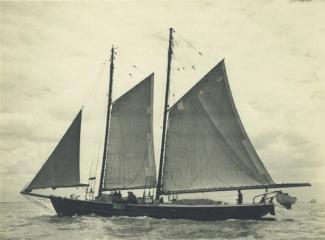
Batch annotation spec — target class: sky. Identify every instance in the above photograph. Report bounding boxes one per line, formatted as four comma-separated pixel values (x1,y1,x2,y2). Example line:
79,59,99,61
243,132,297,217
1,0,324,203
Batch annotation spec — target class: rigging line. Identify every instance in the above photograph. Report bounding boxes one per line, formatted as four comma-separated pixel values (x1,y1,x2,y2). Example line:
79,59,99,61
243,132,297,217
86,62,109,179
22,181,31,192
177,33,219,61
94,137,102,178
84,57,109,110
113,28,169,53
88,116,104,181
23,194,55,214
86,130,103,194
81,57,108,173
142,29,169,39
173,52,186,69
88,148,95,181
173,43,195,70
174,33,207,68
88,127,101,180
160,117,170,189
177,32,201,53
116,28,169,49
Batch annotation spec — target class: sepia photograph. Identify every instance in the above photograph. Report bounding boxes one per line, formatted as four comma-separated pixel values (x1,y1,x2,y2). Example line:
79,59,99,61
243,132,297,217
1,0,324,239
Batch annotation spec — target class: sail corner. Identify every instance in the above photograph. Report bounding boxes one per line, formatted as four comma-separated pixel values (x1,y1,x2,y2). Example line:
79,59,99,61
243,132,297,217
148,72,154,78
24,110,82,192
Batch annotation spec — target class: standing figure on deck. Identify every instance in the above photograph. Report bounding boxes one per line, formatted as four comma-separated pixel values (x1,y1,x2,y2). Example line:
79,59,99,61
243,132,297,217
112,191,118,199
237,190,243,204
127,191,138,204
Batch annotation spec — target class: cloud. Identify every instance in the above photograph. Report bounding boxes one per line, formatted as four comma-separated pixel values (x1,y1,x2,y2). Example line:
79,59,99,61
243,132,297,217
291,0,313,3
255,130,323,169
1,0,324,202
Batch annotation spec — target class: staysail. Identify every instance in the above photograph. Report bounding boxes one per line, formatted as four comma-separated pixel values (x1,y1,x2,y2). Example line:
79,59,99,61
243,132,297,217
25,110,86,192
162,60,274,194
103,74,156,190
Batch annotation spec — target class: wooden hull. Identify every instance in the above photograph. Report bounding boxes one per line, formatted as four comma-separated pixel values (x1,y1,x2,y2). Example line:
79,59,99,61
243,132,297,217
50,196,275,220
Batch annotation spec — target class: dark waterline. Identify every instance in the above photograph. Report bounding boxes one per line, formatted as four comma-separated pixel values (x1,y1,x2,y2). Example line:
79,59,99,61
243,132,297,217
1,202,324,240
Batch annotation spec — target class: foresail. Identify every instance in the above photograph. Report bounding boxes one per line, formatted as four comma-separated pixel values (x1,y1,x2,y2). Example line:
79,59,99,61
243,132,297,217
162,60,274,194
103,74,156,190
25,110,83,191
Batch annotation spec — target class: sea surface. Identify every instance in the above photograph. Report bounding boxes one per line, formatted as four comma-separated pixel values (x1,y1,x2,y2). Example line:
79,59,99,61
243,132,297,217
0,202,324,240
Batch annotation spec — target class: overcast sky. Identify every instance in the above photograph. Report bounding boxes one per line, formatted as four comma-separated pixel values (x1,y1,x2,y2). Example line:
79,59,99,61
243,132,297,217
1,0,324,203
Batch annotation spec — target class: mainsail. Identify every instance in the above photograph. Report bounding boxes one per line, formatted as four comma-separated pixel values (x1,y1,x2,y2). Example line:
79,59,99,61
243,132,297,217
103,74,156,190
162,60,274,194
25,110,85,192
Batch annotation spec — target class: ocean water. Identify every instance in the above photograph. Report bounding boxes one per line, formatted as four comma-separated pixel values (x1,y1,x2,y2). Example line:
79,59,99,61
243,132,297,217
0,202,324,240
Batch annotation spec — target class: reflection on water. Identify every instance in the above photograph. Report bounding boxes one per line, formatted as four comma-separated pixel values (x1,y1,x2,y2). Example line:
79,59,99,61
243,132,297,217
1,202,325,240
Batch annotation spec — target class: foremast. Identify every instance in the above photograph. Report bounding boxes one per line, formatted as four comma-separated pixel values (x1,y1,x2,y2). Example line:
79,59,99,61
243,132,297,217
156,28,174,200
98,46,115,196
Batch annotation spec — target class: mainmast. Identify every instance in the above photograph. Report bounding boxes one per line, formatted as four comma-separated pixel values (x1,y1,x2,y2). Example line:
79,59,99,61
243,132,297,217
98,46,115,196
156,28,174,200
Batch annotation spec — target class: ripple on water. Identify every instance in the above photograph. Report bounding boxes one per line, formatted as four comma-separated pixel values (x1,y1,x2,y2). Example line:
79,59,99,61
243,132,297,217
1,203,325,240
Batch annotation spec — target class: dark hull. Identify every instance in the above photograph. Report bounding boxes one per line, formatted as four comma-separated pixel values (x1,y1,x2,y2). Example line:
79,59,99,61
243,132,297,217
50,196,275,220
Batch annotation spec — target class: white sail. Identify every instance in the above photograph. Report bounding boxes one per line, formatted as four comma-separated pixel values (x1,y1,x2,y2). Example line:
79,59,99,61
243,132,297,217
103,74,156,190
162,60,274,194
25,110,84,191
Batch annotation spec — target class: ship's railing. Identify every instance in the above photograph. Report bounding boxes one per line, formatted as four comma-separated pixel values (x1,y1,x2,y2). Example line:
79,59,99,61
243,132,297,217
253,190,280,204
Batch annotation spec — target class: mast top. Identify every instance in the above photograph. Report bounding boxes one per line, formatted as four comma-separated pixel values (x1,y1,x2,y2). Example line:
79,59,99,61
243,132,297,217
110,46,115,62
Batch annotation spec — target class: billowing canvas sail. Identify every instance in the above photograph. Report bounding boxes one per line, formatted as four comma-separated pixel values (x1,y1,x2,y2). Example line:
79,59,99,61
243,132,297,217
162,60,274,194
103,74,156,190
25,110,84,191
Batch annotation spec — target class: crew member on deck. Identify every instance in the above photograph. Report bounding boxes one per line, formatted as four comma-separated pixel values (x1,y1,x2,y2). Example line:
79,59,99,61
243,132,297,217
117,191,122,198
127,191,138,204
237,190,243,204
113,191,118,199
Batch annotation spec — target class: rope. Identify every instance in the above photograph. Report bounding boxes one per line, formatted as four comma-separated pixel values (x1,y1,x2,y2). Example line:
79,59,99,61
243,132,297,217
142,29,168,40
177,32,202,53
93,137,102,192
23,194,55,214
83,56,109,110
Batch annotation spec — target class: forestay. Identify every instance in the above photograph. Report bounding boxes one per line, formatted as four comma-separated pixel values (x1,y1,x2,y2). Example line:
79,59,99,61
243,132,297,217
103,74,156,190
25,110,84,191
162,60,274,194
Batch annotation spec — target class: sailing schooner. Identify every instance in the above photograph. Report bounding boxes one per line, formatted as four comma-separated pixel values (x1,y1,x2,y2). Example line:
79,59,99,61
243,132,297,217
21,28,311,220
